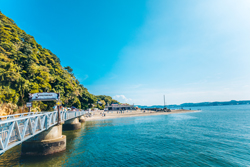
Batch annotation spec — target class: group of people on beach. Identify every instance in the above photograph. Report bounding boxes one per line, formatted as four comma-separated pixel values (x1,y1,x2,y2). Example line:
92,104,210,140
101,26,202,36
101,112,106,117
117,110,126,114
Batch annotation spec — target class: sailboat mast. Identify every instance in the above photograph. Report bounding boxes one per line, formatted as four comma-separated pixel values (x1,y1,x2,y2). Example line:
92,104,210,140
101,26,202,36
164,95,165,108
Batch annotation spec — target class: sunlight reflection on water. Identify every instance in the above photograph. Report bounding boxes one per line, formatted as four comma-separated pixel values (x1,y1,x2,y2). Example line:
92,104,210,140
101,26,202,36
1,105,250,166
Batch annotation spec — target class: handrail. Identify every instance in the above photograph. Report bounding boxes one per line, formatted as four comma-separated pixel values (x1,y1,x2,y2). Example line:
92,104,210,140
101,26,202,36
0,110,86,155
0,112,44,120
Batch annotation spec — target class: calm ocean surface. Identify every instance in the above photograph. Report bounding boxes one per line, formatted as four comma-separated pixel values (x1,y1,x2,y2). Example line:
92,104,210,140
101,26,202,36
1,105,250,166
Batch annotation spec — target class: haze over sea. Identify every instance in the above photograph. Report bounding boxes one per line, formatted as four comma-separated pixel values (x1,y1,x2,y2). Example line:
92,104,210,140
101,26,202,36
1,105,250,166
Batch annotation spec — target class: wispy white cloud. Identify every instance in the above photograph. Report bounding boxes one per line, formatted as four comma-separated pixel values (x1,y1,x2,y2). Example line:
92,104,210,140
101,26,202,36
113,95,132,103
91,0,250,105
77,74,89,82
83,74,88,80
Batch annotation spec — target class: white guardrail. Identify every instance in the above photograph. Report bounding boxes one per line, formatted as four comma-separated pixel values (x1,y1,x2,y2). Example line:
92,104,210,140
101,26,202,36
0,110,87,155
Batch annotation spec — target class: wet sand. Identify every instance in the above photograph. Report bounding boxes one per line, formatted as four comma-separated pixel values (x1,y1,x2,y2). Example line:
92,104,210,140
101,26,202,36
85,109,199,121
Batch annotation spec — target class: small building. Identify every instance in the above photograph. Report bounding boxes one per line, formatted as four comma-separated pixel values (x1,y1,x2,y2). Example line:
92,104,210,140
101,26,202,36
105,104,135,111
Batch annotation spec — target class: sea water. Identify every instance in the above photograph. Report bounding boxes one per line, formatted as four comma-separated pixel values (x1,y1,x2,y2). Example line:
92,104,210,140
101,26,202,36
0,105,250,166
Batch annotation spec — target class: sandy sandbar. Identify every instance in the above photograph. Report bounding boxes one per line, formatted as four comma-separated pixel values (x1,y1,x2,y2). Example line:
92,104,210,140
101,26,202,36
85,109,200,121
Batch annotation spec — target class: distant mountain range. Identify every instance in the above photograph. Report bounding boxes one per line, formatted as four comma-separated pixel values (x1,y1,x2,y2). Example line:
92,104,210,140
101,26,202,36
136,100,250,109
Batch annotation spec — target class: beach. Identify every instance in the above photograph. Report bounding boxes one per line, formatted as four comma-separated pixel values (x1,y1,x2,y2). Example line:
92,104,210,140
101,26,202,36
85,109,199,121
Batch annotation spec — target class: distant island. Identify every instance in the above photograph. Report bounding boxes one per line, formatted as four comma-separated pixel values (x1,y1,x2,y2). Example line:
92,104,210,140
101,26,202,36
137,100,250,109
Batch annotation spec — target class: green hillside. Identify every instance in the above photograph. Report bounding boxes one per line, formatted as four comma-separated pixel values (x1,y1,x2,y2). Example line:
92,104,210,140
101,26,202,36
0,11,114,111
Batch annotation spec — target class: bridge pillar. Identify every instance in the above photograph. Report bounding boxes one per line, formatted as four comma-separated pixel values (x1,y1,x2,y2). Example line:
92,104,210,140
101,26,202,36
21,124,66,156
79,116,85,122
63,118,81,130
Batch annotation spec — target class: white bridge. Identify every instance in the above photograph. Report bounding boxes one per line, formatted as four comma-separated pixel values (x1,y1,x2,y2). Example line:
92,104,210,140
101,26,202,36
0,110,87,155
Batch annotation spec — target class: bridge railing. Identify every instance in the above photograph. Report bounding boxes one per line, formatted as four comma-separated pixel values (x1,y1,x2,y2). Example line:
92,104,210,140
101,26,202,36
0,110,86,155
0,112,44,120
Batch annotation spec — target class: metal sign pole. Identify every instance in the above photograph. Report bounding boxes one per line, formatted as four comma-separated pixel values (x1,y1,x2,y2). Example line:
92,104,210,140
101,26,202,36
57,93,60,125
28,94,32,112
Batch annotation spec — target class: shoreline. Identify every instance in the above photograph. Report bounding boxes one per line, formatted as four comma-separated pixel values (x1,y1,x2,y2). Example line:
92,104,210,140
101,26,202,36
85,109,200,121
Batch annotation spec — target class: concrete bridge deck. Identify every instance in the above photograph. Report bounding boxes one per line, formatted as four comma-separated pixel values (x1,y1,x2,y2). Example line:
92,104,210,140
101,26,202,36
0,110,86,155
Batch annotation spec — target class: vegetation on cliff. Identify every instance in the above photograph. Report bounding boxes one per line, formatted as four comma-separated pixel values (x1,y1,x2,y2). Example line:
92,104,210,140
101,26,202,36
0,12,118,112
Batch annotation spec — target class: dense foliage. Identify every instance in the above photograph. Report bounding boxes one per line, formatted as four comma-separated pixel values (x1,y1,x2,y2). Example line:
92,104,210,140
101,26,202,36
0,12,99,111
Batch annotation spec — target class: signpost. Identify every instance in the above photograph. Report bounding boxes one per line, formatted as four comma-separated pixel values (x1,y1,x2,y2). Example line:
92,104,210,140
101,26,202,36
26,102,32,107
26,102,32,112
56,101,62,106
29,92,61,125
29,92,59,101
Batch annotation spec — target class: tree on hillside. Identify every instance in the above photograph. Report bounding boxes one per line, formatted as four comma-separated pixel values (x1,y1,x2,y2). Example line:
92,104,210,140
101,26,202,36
64,66,73,73
95,95,120,106
0,11,96,111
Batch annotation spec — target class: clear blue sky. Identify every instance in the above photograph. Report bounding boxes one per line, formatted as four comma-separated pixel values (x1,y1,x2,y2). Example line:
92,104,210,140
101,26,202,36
1,0,250,105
